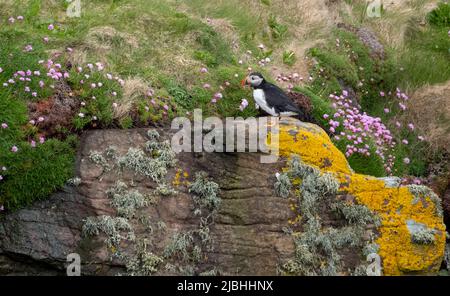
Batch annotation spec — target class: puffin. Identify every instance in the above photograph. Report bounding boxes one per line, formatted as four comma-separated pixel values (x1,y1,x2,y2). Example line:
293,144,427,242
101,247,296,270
241,72,307,119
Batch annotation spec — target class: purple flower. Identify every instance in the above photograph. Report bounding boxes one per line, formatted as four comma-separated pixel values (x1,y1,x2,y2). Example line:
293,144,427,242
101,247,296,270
11,146,18,153
239,99,249,111
48,24,54,30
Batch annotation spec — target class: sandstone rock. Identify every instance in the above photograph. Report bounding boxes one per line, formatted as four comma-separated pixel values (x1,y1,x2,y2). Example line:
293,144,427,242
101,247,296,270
0,118,445,275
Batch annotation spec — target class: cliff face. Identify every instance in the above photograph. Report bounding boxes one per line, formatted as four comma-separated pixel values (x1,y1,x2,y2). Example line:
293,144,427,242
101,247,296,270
0,118,446,275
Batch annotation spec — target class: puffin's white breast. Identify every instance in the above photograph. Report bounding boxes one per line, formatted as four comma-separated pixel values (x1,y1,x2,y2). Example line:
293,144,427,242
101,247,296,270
253,89,278,116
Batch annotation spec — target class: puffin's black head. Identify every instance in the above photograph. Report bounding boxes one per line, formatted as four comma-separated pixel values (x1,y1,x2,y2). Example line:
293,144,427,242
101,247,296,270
242,72,265,88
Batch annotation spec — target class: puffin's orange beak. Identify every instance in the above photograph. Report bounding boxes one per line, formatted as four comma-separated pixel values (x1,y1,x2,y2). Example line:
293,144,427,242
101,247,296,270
241,77,248,87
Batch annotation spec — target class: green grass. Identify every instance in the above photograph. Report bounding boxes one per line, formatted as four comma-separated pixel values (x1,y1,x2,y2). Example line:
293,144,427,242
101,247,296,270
0,90,76,210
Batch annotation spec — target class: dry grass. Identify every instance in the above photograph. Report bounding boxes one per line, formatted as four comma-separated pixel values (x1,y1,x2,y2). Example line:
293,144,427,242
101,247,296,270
114,77,149,119
404,81,450,153
361,0,440,48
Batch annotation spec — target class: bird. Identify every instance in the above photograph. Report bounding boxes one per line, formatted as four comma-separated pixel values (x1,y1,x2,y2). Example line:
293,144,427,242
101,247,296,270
241,72,307,119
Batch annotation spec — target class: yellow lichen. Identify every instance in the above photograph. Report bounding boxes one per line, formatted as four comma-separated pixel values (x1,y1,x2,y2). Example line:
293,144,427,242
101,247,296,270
269,118,446,275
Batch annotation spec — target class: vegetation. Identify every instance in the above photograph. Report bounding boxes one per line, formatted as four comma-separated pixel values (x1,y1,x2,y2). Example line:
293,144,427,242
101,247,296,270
0,0,449,210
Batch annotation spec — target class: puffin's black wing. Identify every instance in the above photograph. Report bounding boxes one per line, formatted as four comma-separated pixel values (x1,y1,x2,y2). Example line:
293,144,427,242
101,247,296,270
263,83,302,114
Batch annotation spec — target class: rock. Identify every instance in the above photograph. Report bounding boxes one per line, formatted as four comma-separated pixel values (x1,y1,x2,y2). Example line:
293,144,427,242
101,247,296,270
0,118,445,275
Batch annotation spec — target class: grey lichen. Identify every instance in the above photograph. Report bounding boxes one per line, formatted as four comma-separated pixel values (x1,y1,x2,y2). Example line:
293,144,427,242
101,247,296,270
105,145,118,160
163,231,195,260
411,228,436,245
82,215,134,248
106,181,149,218
408,185,443,217
67,177,82,186
147,129,160,141
279,158,381,276
332,202,381,227
88,150,111,172
274,172,292,198
406,219,437,245
155,182,177,196
189,172,221,212
126,239,164,276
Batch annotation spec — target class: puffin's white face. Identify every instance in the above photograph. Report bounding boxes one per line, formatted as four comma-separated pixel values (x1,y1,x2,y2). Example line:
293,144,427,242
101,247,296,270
247,74,264,87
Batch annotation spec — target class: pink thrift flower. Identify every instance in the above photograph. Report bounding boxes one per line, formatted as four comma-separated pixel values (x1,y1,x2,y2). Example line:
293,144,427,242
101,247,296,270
407,123,415,131
380,91,385,97
11,146,18,153
403,157,410,165
48,24,54,30
31,140,36,148
203,83,211,89
39,136,45,144
43,37,49,43
200,67,208,73
384,108,390,113
1,123,8,129
163,104,169,111
402,139,409,145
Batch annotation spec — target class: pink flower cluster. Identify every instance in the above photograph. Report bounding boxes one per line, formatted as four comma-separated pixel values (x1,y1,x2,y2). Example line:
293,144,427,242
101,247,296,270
43,59,69,80
326,90,397,174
